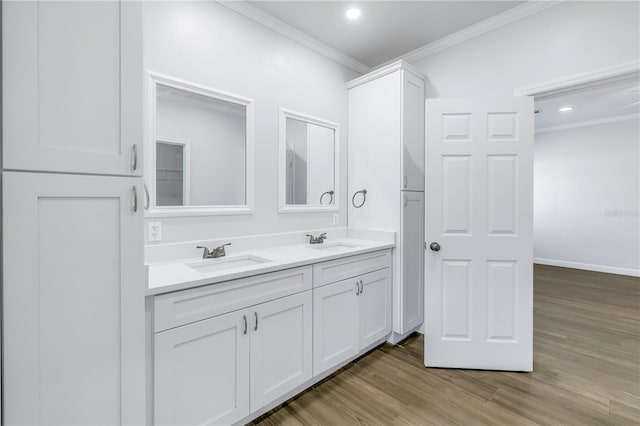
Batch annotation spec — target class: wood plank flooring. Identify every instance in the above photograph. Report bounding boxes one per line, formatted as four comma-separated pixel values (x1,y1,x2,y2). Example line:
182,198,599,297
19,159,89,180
252,265,640,425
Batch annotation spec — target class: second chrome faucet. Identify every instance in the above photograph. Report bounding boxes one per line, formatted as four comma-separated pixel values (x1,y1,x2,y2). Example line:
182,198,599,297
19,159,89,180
197,243,231,259
306,233,327,244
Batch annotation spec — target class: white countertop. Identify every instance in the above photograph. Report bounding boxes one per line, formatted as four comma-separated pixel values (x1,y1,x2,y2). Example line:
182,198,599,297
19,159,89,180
146,238,394,296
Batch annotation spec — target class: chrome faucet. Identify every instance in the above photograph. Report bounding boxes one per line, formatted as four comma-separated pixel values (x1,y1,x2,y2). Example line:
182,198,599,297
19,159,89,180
306,233,327,244
196,243,231,259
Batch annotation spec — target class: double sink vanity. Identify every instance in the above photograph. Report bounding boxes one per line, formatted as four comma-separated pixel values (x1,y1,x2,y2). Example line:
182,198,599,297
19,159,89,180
146,231,394,425
142,61,426,425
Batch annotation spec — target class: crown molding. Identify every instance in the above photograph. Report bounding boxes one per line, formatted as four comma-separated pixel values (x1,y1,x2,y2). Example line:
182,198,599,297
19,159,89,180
515,60,640,97
346,60,424,89
377,0,564,68
217,0,371,75
535,113,639,134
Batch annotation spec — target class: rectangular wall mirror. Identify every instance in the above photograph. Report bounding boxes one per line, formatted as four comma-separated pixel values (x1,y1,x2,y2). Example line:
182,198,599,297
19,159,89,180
279,109,339,213
146,72,254,216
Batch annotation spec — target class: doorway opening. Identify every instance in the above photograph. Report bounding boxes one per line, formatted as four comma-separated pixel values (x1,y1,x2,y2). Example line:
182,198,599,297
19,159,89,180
518,64,640,277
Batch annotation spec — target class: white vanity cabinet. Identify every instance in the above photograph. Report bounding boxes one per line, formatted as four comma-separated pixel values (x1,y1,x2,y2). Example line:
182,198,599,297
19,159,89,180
359,269,394,348
347,60,425,338
313,251,392,375
154,291,312,425
250,291,313,411
149,247,393,425
151,267,313,424
2,0,143,176
154,309,251,426
313,279,359,375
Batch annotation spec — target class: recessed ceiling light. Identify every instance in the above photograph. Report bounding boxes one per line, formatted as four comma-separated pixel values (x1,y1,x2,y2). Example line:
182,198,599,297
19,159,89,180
346,8,361,20
558,106,574,112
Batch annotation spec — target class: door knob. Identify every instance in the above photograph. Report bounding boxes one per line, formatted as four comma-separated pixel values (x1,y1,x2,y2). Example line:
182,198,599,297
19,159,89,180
430,242,441,252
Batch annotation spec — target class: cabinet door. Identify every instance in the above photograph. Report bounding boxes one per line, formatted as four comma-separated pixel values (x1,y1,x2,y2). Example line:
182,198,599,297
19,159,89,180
359,269,393,350
2,1,143,176
154,309,250,426
399,191,425,333
401,71,425,191
2,172,145,425
250,291,313,412
348,72,402,230
313,279,359,376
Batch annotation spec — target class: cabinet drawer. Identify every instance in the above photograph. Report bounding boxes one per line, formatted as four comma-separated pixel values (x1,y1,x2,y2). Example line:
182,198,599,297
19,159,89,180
154,266,312,332
312,250,391,287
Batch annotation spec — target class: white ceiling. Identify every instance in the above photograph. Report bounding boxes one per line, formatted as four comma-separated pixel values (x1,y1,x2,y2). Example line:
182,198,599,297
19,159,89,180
534,77,640,129
246,1,525,67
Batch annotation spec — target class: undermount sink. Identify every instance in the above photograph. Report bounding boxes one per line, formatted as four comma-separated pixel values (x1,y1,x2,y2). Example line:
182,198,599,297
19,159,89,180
186,255,272,273
306,242,361,251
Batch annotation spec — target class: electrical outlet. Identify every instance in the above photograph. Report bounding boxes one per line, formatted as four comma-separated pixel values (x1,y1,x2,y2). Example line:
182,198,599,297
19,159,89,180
148,221,162,242
332,214,339,225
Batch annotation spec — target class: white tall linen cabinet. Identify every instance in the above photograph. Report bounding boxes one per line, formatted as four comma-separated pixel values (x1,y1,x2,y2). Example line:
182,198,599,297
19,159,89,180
347,61,425,338
2,1,145,424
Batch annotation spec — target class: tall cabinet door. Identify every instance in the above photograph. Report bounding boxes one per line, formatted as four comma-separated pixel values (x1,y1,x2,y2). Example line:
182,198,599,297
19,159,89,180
2,172,145,425
401,71,425,191
348,71,402,230
399,191,425,334
313,279,359,376
359,269,393,349
2,1,143,176
154,310,251,426
250,291,313,411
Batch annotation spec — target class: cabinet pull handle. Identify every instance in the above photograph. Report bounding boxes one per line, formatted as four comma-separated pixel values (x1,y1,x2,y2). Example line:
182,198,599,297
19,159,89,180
131,185,138,212
359,280,364,294
404,194,408,207
243,315,248,335
143,182,150,210
131,144,138,172
254,312,258,331
355,281,360,296
403,176,408,188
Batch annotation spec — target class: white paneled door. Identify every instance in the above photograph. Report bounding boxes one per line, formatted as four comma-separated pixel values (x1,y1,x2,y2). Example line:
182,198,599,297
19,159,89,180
425,98,534,371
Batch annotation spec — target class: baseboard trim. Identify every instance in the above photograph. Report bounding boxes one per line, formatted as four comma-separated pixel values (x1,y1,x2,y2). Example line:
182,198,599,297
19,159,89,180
534,258,640,277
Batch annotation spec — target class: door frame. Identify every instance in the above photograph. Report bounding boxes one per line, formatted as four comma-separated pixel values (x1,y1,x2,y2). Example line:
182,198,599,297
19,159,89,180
515,60,640,276
514,59,639,99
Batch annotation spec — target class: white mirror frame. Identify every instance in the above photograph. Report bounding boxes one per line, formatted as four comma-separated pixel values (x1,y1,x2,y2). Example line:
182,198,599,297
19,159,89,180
145,71,254,217
278,108,340,213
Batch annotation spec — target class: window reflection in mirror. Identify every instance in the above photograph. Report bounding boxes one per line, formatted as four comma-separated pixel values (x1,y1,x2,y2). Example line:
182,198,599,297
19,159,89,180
280,110,339,212
155,84,246,207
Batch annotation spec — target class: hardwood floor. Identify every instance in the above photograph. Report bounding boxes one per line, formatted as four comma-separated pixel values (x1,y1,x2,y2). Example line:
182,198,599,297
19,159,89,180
252,265,640,425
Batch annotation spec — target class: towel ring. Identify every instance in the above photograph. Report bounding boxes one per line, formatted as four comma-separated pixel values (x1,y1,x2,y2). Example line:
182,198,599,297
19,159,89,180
352,189,367,208
320,190,334,205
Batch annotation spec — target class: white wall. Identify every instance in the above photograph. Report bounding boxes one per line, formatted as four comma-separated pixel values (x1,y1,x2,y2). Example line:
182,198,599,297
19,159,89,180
144,1,358,244
534,117,640,275
411,1,640,97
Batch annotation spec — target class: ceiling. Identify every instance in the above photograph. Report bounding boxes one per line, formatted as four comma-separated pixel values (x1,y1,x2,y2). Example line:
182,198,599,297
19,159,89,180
534,77,640,130
247,1,525,68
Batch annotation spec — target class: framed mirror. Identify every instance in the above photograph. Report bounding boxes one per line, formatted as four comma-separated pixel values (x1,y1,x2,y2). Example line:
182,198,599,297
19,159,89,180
279,109,339,213
145,72,254,216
